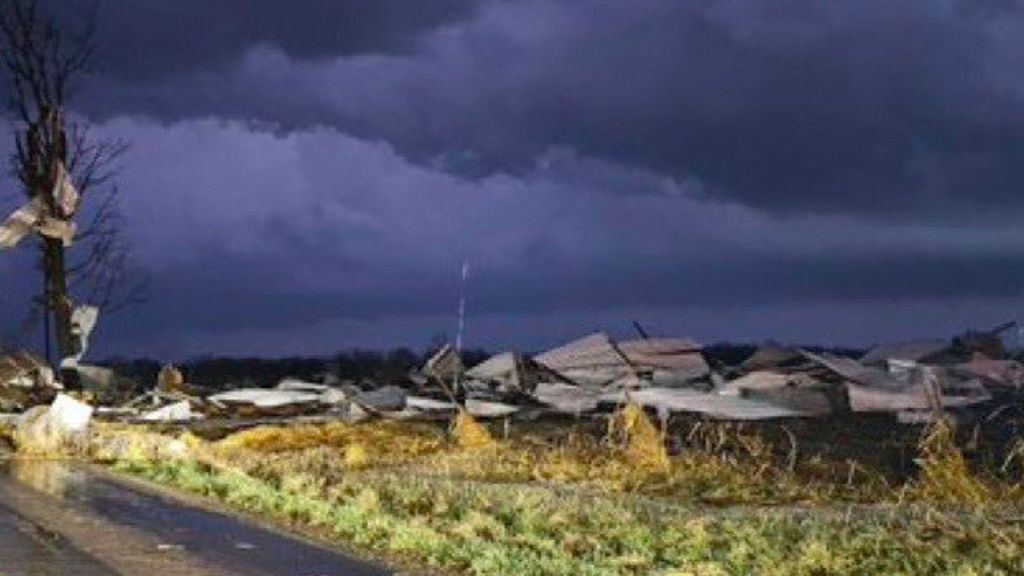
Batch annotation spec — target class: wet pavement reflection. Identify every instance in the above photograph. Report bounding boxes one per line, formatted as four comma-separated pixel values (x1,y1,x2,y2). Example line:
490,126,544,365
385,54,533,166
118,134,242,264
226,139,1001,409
0,459,390,576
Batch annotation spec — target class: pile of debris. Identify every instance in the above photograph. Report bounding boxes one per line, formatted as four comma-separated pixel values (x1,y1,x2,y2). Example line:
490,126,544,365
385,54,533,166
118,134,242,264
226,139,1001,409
3,322,1023,445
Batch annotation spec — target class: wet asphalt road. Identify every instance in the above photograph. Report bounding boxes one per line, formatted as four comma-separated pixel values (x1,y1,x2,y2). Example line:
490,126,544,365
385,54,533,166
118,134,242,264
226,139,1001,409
0,459,392,576
0,498,117,576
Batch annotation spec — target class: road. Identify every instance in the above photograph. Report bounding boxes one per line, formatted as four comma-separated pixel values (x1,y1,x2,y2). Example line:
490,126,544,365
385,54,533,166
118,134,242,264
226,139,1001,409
0,459,392,576
0,497,116,575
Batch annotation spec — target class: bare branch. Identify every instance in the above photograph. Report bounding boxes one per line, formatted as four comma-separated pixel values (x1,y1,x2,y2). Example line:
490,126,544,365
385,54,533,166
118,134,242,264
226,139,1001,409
2,0,146,351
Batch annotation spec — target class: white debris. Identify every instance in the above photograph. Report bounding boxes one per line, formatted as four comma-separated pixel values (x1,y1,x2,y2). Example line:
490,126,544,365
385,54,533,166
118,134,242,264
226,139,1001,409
13,394,94,455
209,388,321,408
51,161,80,218
602,387,810,420
49,393,94,433
465,398,520,418
318,387,350,406
35,216,76,246
276,378,330,393
140,401,194,422
718,371,826,396
533,382,600,414
0,198,43,250
60,306,100,369
406,396,458,412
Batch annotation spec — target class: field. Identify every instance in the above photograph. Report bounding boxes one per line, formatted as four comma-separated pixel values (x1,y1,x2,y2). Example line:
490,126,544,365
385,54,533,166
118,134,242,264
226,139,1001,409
97,408,1024,576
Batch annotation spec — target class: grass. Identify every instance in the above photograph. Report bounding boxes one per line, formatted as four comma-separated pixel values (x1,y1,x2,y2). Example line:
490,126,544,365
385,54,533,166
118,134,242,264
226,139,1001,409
92,408,1024,576
112,456,1024,575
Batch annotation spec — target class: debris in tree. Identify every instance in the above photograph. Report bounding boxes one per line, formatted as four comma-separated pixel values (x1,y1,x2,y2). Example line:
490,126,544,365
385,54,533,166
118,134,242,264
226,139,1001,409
0,198,43,249
60,306,100,369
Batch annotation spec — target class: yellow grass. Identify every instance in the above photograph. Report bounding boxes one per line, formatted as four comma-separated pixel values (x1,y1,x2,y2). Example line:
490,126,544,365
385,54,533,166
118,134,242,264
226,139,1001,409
609,401,670,472
906,418,993,507
95,410,1018,509
451,410,494,449
214,420,446,465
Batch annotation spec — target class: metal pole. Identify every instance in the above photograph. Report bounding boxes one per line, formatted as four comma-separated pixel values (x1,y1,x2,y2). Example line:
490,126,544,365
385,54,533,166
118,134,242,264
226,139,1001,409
454,260,469,395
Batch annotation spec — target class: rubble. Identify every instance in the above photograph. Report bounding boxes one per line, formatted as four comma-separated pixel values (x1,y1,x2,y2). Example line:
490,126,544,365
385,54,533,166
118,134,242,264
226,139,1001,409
466,351,567,397
846,374,991,413
12,393,93,455
0,351,56,411
465,398,520,419
1,315,1022,460
533,382,601,415
208,388,323,415
601,387,811,420
718,371,836,415
140,400,194,423
860,340,950,366
535,332,709,387
75,364,137,405
406,396,458,412
424,343,463,385
353,385,408,412
952,355,1024,389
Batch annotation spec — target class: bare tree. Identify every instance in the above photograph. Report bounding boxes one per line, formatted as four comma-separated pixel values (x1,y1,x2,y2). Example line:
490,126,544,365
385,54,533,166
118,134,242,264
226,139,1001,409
0,0,144,378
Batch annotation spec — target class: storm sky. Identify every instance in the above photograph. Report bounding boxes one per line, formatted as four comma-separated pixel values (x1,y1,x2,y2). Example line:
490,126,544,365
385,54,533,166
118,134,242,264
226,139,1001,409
3,0,1024,359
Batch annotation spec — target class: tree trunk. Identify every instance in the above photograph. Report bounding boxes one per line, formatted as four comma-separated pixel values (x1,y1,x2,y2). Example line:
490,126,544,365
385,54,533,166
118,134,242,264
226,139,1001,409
43,235,79,389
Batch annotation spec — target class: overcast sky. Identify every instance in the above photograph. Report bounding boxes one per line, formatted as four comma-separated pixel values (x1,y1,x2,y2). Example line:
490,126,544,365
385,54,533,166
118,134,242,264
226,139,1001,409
3,0,1024,359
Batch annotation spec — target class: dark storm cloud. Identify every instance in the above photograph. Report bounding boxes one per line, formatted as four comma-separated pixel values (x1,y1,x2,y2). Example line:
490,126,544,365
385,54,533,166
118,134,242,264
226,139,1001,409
7,2,1024,357
91,0,479,81
75,0,1024,218
124,246,1024,339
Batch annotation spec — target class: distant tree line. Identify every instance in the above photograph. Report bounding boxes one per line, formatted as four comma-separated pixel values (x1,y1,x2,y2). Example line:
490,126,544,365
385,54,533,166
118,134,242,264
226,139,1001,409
99,343,864,390
101,348,493,390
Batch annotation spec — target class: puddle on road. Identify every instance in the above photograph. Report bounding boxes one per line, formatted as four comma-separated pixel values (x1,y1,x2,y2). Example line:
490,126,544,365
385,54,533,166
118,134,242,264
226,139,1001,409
0,459,391,576
0,460,117,576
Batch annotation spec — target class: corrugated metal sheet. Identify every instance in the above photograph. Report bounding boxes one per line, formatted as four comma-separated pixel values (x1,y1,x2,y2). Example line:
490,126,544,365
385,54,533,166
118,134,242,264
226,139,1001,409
601,387,811,420
535,332,708,382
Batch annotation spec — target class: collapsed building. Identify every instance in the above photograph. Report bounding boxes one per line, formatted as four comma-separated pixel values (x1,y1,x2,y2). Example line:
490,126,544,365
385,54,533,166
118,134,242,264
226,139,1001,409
2,320,1022,439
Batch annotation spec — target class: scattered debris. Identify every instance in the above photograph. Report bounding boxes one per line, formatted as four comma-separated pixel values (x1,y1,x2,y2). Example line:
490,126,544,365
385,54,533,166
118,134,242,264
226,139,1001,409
424,343,463,385
75,364,137,405
2,319,1023,458
140,400,194,423
353,385,408,413
535,332,709,387
208,388,323,416
13,393,93,455
465,398,521,419
602,387,811,420
533,382,601,415
406,396,458,412
860,340,950,366
466,351,567,397
0,351,57,411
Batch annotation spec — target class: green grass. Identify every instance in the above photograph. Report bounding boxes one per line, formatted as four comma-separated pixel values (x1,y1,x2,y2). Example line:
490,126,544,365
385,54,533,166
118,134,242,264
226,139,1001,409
111,455,1024,576
94,415,1024,575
